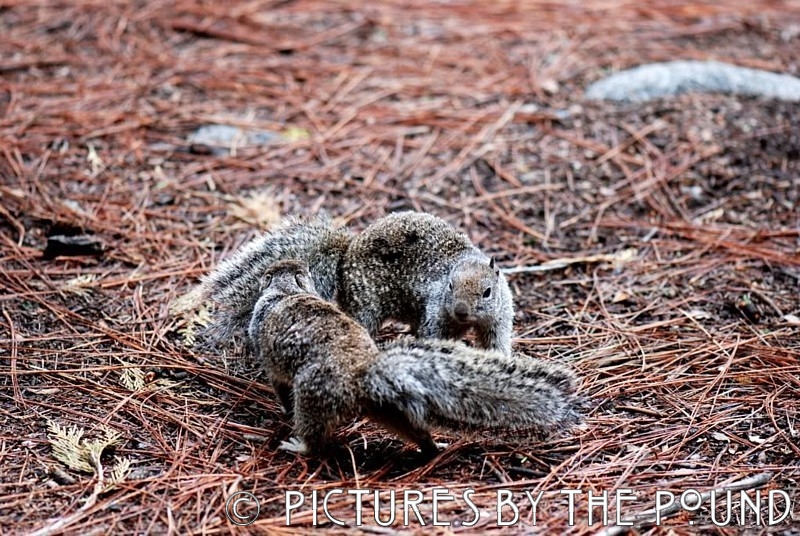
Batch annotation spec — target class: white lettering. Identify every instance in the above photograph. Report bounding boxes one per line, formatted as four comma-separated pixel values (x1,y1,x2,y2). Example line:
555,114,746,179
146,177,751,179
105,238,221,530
403,490,425,525
561,489,582,526
615,489,635,526
285,491,304,525
462,489,480,527
431,488,453,526
768,490,790,525
497,490,519,526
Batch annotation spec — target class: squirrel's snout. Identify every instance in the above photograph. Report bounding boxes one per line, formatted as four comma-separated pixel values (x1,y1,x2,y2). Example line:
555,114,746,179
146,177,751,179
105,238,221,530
453,302,470,321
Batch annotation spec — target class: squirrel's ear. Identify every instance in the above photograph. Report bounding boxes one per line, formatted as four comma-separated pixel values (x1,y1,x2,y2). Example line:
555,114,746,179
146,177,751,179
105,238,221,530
295,272,312,292
489,257,499,274
259,274,273,291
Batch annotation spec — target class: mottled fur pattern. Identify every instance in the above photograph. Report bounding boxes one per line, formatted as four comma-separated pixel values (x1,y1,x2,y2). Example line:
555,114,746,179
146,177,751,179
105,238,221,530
200,214,352,348
340,211,515,355
369,337,580,433
249,260,579,458
203,211,514,355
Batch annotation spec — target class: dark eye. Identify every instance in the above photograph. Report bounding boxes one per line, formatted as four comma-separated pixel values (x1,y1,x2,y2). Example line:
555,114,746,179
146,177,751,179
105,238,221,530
261,274,273,289
448,281,453,291
483,287,491,298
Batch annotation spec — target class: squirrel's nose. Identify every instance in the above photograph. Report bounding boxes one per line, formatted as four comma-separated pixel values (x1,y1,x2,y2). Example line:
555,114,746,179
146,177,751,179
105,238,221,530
453,302,469,319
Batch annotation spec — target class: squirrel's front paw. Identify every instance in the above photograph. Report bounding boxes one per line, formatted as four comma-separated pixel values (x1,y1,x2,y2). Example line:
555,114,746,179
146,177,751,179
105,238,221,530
279,437,309,455
435,441,450,449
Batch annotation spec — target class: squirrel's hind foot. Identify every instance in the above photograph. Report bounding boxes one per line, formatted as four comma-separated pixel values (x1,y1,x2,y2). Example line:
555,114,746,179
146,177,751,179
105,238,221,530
279,437,310,455
417,441,448,459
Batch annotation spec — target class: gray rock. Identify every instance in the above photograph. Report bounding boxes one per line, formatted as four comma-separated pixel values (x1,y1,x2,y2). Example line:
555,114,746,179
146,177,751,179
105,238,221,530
585,60,800,102
187,124,283,150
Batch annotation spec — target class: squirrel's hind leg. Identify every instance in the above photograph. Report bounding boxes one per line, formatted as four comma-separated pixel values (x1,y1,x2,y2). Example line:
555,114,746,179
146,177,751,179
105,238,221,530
288,405,334,456
289,370,351,456
394,420,439,458
272,381,293,416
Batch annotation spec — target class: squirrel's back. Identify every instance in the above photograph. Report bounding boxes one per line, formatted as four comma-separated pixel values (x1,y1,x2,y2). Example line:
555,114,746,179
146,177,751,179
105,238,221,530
254,292,377,376
344,212,478,277
340,212,481,323
200,214,352,348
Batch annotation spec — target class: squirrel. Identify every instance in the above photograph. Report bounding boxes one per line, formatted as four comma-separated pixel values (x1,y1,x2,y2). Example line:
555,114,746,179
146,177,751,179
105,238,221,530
202,211,514,355
247,259,580,457
339,211,514,355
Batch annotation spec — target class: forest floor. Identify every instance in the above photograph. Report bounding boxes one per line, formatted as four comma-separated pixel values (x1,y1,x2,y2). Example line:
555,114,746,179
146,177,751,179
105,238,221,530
1,1,799,534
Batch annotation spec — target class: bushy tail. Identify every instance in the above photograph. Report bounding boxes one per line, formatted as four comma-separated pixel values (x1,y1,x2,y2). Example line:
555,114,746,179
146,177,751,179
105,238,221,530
199,215,353,349
365,338,581,435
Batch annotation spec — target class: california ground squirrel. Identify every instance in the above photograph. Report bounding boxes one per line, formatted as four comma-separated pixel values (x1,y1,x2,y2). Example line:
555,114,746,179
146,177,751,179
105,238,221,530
340,211,514,355
203,211,514,355
248,259,579,457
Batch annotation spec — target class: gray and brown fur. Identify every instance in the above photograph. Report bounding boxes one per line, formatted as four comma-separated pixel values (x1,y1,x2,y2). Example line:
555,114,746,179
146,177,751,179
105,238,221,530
200,214,352,348
248,259,579,457
340,211,515,355
204,211,513,355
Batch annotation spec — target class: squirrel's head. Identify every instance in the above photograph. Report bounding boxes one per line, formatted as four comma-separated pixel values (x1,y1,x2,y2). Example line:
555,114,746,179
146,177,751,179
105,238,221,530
248,260,319,350
258,259,318,299
444,257,501,324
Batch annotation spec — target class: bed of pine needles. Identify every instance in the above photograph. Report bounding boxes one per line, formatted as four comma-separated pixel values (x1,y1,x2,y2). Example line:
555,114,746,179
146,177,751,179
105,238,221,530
1,1,799,534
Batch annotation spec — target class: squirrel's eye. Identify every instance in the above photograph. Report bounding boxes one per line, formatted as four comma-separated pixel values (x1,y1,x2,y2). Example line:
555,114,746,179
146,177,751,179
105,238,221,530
448,281,454,291
261,275,273,289
295,273,307,289
483,287,492,298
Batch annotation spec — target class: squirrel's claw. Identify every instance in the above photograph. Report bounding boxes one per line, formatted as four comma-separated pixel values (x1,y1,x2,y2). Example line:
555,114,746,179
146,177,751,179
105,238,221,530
279,437,309,455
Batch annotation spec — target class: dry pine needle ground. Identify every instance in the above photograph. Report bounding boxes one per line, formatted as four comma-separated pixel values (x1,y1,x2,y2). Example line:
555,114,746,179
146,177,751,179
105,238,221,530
0,1,798,534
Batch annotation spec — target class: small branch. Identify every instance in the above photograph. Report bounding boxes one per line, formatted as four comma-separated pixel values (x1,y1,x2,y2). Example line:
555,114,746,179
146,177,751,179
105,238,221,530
615,405,665,418
502,249,638,275
502,262,570,274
